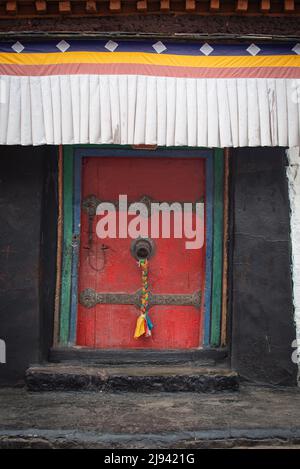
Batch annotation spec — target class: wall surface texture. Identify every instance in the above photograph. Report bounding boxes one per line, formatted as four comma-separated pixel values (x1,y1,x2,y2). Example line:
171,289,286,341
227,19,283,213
231,148,297,386
0,15,299,35
0,146,57,385
287,147,300,380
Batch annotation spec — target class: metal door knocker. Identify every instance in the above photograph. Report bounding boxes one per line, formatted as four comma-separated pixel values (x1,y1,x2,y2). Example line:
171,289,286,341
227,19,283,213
130,237,155,261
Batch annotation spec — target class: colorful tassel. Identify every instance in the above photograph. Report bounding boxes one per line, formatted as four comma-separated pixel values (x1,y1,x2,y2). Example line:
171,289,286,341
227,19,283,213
134,258,153,339
134,313,146,339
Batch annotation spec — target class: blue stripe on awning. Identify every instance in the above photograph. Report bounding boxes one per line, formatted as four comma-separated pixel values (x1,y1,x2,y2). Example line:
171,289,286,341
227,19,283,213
0,40,298,56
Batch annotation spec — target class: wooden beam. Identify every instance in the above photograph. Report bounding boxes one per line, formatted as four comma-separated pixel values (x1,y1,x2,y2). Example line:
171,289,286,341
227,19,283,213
221,148,230,347
185,0,196,11
203,152,213,346
0,0,299,19
210,149,224,347
86,0,97,13
59,147,73,345
210,0,220,11
35,0,47,13
137,0,147,11
284,0,295,12
160,0,170,11
236,0,248,12
53,145,63,347
59,1,71,14
6,1,17,14
260,0,270,12
109,0,121,11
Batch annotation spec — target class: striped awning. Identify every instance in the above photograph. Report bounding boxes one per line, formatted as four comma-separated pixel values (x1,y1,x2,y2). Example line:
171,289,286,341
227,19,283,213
0,40,300,147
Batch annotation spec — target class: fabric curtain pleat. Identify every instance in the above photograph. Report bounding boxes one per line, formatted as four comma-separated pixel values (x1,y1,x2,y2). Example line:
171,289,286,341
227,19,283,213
0,74,299,147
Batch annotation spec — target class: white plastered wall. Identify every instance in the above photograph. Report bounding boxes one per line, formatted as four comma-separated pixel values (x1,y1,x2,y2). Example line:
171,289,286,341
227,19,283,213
286,147,300,381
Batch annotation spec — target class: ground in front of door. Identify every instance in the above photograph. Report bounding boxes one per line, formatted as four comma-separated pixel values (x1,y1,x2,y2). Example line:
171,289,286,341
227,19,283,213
1,385,300,448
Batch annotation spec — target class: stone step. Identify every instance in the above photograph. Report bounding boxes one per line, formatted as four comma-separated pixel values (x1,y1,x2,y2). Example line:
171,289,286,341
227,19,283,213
49,347,228,365
26,364,239,393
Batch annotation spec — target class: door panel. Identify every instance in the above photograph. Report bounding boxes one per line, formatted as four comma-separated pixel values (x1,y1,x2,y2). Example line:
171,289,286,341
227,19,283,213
77,156,206,349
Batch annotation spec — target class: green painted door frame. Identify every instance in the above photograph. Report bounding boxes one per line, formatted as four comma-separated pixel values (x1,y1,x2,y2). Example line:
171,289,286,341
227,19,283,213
57,145,226,349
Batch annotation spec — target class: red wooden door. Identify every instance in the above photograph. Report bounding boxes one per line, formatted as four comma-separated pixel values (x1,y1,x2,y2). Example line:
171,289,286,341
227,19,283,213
77,156,205,349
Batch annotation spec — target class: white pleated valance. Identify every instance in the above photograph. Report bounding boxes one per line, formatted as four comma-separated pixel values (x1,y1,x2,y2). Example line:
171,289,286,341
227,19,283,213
0,75,299,147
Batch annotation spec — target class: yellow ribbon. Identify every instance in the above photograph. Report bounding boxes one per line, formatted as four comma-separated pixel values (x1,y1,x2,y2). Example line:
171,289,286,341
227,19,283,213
134,314,146,339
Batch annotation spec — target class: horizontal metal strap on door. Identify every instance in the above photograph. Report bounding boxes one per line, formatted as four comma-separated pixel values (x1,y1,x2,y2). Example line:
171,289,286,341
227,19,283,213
82,194,203,217
79,288,201,310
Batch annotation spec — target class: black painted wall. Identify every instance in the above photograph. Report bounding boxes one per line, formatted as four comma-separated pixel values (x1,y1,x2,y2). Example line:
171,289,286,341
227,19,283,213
230,148,297,386
0,146,57,385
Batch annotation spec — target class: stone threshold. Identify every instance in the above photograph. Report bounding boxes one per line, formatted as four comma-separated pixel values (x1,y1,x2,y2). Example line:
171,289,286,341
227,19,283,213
25,363,239,393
